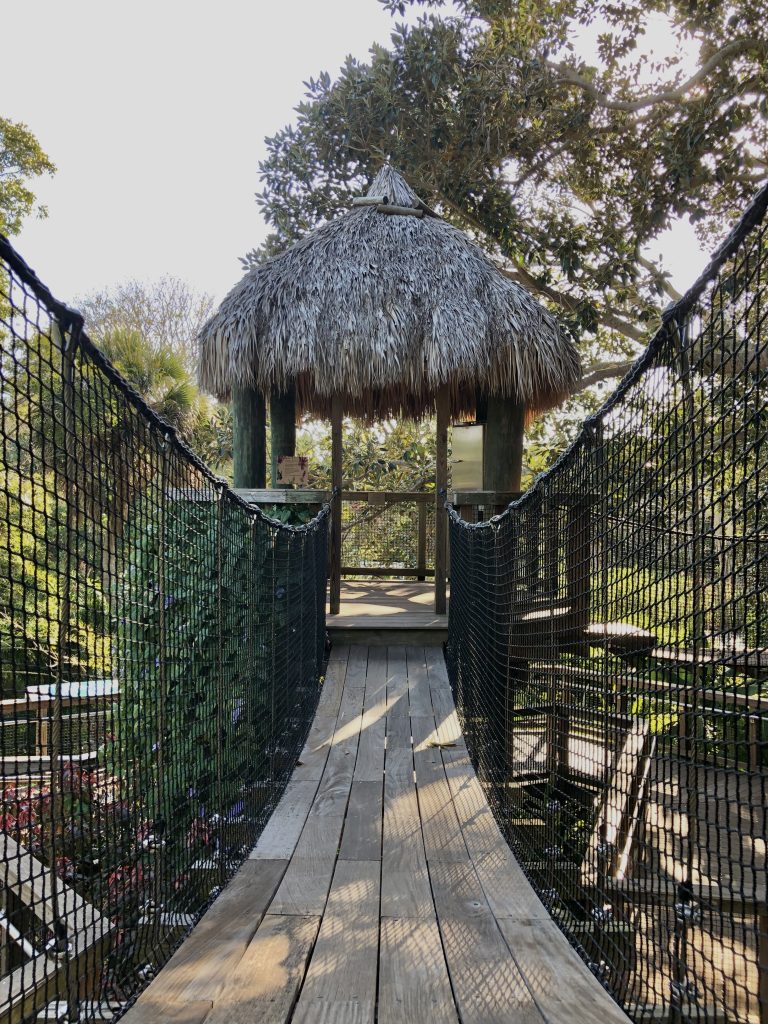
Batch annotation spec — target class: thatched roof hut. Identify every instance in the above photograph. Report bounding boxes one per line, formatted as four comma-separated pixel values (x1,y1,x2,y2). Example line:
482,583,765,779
198,167,579,422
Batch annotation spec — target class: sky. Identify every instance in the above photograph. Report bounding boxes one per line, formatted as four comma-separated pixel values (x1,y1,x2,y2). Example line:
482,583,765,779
5,0,706,311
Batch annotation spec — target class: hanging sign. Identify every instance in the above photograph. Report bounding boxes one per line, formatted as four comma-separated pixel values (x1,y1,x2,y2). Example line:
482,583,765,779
277,455,309,487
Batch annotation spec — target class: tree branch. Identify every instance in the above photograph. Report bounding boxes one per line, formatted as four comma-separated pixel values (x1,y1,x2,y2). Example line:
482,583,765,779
637,253,683,302
572,359,637,395
547,38,768,113
436,189,647,341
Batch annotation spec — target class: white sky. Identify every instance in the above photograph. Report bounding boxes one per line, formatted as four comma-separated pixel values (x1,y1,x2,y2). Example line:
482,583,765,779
6,0,705,311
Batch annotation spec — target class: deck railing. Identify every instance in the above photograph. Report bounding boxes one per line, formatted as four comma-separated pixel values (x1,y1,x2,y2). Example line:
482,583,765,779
447,184,768,1023
236,488,439,581
0,236,330,1022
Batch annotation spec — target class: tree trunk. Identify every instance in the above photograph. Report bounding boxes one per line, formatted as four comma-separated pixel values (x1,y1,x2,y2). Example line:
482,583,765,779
232,386,266,488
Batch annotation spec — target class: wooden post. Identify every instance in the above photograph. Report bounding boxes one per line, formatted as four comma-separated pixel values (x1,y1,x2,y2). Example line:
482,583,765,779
417,499,428,581
232,386,266,488
483,395,525,492
434,385,449,614
329,395,343,615
565,497,592,649
270,382,296,487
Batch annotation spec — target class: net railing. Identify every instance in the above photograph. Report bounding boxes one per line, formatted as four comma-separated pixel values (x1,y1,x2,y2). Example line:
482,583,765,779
341,492,435,579
0,236,330,1022
447,184,768,1024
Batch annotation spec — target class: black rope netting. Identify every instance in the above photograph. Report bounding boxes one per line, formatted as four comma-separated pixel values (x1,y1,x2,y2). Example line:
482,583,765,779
447,185,768,1024
0,236,329,1021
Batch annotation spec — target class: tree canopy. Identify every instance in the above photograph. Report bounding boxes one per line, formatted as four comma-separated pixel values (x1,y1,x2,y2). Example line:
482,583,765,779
0,116,55,236
77,281,232,472
249,0,767,394
77,277,216,375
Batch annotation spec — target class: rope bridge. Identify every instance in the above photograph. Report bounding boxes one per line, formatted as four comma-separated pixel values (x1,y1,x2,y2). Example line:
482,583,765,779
0,177,766,1023
448,182,768,1024
0,238,329,1021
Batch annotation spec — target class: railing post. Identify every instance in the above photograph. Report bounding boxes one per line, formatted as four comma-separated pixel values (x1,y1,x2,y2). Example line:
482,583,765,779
417,499,428,581
215,482,228,889
434,385,449,614
51,318,78,1012
330,395,343,614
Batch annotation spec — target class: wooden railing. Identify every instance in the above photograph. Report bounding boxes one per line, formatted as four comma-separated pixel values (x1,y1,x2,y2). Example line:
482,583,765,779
0,688,118,775
234,488,444,611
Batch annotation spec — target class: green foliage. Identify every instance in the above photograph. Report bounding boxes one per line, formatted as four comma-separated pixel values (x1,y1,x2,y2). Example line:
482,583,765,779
0,116,55,235
78,285,233,474
297,417,437,490
77,277,216,378
0,470,109,696
247,0,768,448
114,495,320,855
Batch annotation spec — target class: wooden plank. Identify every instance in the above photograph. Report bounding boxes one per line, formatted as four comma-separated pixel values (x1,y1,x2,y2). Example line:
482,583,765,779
119,1000,212,1024
497,918,632,1023
406,646,433,716
337,645,368,720
269,721,361,916
412,716,469,865
292,860,380,1024
234,488,329,504
381,712,434,920
363,645,388,710
355,709,386,782
378,918,458,1024
429,861,546,1024
290,715,336,783
122,859,287,1009
339,780,383,861
386,646,409,717
328,627,449,648
424,646,464,747
440,747,548,920
340,565,436,578
0,952,65,1024
0,834,107,936
203,915,320,1024
316,644,350,717
250,780,320,860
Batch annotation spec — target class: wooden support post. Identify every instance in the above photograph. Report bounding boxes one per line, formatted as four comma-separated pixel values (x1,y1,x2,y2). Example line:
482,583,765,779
434,385,449,614
329,395,343,615
565,497,592,650
483,395,525,492
270,382,296,487
232,386,266,488
417,500,427,581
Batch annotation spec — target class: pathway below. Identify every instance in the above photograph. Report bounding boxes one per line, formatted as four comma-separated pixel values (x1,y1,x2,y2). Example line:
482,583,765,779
122,645,630,1024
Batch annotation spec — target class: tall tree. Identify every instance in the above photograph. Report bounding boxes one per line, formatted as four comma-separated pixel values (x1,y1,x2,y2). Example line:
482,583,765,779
249,0,768,395
0,116,55,236
77,277,216,375
77,280,231,471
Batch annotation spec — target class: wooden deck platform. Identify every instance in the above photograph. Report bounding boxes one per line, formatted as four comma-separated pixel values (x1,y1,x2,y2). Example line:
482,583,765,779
327,581,448,644
123,644,630,1024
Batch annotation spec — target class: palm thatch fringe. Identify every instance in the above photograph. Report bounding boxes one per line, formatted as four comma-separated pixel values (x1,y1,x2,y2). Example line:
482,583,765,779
199,166,580,421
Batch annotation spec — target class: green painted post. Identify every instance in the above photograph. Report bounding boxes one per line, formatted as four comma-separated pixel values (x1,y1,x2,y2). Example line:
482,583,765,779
482,395,525,492
232,386,266,488
270,383,297,487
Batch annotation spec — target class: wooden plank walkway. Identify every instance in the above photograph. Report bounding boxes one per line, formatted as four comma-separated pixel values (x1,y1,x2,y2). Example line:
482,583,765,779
327,582,448,644
122,645,630,1024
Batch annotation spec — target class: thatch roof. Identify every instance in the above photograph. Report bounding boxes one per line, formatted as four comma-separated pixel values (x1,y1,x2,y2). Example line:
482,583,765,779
198,167,580,420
